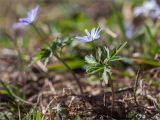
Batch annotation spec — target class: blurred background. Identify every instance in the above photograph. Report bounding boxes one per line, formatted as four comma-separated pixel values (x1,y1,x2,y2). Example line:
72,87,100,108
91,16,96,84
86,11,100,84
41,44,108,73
0,0,160,119
0,0,159,59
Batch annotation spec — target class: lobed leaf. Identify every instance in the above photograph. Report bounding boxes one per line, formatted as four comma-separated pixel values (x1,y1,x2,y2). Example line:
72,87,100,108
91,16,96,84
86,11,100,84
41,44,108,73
85,55,97,64
102,67,109,84
33,48,52,65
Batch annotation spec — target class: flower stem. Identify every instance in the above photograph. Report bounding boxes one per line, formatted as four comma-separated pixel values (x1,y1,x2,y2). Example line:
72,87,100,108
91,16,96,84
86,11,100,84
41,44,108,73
90,40,97,55
54,53,83,94
31,23,46,41
31,23,83,94
4,32,24,70
91,40,95,49
108,74,115,113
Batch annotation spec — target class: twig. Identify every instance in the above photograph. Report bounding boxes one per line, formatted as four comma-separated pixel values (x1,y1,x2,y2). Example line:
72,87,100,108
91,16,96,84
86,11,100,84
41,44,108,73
133,68,141,107
133,69,154,110
68,96,75,107
42,98,55,120
12,92,35,105
45,79,56,94
35,93,42,107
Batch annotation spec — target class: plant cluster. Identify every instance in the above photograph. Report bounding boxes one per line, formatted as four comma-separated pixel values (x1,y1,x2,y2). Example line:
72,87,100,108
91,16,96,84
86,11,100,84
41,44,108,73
0,1,160,119
12,5,127,112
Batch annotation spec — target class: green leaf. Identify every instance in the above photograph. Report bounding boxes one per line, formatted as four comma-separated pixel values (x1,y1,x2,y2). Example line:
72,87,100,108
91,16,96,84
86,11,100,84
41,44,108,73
110,48,117,58
102,67,109,84
116,42,127,55
145,24,154,43
104,47,110,59
110,42,127,57
99,47,111,62
50,38,72,52
0,80,15,100
0,89,9,95
96,48,102,62
33,48,52,65
18,105,21,120
128,111,137,119
75,114,82,120
86,64,104,74
26,109,34,120
47,60,84,71
103,47,111,63
36,111,41,120
85,55,97,64
109,56,123,62
144,24,158,56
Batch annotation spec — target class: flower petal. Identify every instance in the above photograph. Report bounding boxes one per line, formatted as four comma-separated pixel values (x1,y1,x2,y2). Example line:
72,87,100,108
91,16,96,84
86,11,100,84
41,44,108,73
91,28,96,37
19,18,31,23
125,22,133,39
134,6,144,16
85,29,91,37
75,36,91,42
12,5,40,29
27,5,39,22
12,22,29,29
93,28,101,39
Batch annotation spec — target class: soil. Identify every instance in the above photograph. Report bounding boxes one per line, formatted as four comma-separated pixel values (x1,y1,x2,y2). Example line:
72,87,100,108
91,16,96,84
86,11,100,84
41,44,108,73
0,49,160,120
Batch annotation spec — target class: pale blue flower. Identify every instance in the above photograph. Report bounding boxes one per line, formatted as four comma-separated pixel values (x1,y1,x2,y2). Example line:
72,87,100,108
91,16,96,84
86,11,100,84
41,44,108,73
125,22,133,39
13,5,39,29
150,7,160,19
76,27,101,42
134,0,160,19
134,6,144,16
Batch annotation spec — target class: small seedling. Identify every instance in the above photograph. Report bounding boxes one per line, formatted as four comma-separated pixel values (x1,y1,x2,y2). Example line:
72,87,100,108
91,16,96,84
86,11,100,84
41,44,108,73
12,5,127,113
12,5,83,94
32,38,83,93
76,27,127,112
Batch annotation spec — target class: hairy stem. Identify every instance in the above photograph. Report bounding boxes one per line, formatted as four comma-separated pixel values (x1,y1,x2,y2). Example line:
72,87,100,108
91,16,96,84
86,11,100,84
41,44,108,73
4,31,23,70
54,53,83,94
109,74,115,113
31,23,46,41
90,40,96,53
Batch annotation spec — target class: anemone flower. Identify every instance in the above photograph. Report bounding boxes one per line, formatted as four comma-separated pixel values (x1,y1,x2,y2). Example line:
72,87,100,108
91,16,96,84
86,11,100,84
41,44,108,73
13,5,39,29
134,0,160,19
76,27,101,42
